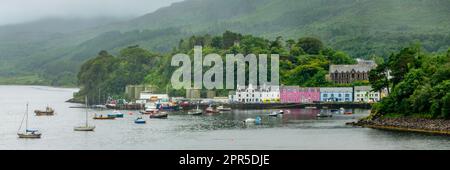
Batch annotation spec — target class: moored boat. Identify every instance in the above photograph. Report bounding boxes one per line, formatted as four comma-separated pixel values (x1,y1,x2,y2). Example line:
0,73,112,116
268,112,279,117
134,117,146,124
149,112,168,119
204,105,219,114
188,104,202,115
243,116,262,125
93,114,115,120
74,96,95,131
217,105,232,111
107,111,124,118
34,106,54,116
18,103,42,139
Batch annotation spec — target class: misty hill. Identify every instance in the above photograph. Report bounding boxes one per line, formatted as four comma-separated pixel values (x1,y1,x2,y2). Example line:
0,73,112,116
1,0,450,86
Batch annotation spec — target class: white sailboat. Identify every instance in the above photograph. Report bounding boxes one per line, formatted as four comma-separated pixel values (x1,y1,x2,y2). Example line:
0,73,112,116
74,96,95,131
188,104,202,115
17,103,41,138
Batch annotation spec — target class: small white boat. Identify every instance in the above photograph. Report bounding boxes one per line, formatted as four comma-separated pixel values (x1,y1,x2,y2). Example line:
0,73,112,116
278,110,284,114
188,105,202,115
243,118,256,123
243,117,262,125
74,96,95,131
217,105,232,111
18,103,41,139
268,112,279,117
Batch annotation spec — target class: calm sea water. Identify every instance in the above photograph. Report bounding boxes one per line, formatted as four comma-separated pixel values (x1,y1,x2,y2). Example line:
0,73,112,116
0,85,449,150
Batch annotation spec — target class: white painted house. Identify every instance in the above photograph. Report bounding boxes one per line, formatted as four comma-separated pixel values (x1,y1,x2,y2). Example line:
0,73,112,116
354,86,380,103
231,84,280,103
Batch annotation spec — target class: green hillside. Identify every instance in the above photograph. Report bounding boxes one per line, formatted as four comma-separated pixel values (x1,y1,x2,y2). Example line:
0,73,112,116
1,0,449,86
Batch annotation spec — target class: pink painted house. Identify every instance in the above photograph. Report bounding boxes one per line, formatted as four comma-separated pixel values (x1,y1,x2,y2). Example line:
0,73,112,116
280,86,300,103
298,87,320,103
281,86,320,103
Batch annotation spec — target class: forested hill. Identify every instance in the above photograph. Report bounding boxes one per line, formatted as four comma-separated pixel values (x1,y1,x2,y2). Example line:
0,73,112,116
1,0,450,86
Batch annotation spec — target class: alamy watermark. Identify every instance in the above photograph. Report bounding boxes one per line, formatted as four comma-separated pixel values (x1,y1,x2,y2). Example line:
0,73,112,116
170,46,279,90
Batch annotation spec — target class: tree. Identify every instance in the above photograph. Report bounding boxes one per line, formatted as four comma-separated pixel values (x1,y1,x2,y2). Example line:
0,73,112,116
297,37,324,55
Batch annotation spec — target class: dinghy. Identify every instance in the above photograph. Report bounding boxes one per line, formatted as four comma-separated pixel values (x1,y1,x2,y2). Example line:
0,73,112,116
134,117,146,124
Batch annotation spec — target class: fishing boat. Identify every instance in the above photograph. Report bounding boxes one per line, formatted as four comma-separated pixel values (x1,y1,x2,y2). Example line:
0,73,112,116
217,105,232,111
17,103,41,139
149,111,168,119
134,117,146,124
188,104,203,115
74,96,95,131
34,106,54,116
107,111,124,118
93,114,115,120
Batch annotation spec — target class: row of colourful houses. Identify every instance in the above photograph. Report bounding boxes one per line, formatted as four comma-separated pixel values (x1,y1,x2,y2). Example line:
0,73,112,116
229,84,384,103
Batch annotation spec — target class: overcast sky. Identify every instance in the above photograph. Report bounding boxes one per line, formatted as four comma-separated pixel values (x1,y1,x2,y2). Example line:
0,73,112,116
0,0,184,26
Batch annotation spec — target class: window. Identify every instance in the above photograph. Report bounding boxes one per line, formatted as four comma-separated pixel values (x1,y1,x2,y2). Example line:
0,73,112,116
323,94,328,97
345,94,350,97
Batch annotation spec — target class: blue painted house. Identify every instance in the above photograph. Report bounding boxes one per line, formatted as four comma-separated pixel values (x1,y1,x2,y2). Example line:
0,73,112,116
320,87,353,102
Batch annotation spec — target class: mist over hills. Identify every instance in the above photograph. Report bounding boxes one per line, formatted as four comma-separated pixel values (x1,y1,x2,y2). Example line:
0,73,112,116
1,0,449,86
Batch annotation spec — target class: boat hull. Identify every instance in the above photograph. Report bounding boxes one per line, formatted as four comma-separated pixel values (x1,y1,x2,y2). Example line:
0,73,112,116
134,120,146,124
107,114,124,118
17,133,41,139
188,111,202,115
34,111,54,116
93,116,115,120
74,126,95,131
149,113,168,119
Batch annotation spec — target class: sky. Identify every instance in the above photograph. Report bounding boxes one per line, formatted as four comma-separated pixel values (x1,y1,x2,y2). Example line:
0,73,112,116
0,0,184,26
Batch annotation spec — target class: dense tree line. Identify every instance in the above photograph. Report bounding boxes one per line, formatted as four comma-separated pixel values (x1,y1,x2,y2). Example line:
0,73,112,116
370,46,450,119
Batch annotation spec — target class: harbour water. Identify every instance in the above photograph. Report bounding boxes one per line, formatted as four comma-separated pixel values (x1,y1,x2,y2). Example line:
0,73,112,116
0,85,449,150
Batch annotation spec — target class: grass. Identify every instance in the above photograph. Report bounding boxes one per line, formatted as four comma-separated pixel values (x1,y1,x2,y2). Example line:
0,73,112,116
0,75,47,85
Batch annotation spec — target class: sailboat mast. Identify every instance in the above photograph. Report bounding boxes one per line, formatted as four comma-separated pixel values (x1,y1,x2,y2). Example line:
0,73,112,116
85,96,88,127
25,103,29,131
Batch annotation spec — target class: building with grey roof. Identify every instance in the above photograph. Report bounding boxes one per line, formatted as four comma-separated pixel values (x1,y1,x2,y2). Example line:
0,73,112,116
329,59,377,84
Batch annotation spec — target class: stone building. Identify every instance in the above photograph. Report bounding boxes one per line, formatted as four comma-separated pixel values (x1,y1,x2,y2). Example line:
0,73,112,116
186,88,201,99
125,84,156,100
329,59,377,84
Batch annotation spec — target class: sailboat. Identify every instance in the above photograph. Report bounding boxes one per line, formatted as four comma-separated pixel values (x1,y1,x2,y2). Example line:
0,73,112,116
17,103,41,139
74,96,96,131
188,104,202,115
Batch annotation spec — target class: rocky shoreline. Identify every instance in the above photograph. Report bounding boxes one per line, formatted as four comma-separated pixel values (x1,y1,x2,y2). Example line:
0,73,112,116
350,117,450,135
